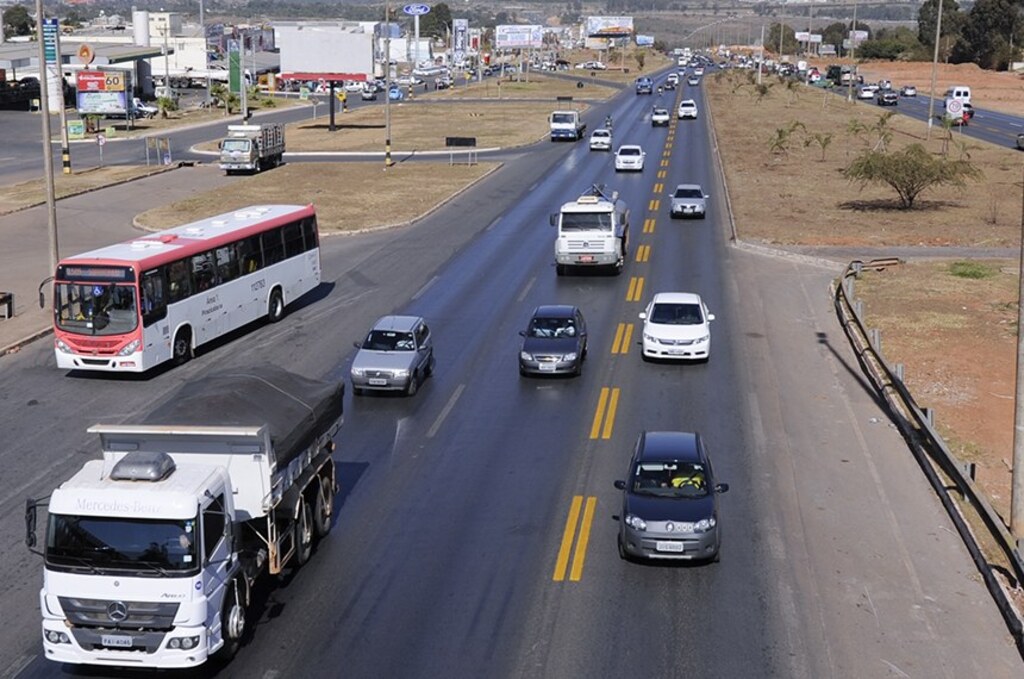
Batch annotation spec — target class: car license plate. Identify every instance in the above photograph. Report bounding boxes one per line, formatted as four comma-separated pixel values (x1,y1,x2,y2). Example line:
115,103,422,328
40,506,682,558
655,541,685,553
368,378,387,386
539,363,556,371
668,348,686,356
579,255,594,263
101,635,133,648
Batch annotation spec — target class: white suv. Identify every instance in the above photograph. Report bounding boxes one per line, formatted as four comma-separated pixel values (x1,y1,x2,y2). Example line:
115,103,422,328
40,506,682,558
677,100,698,120
639,292,714,361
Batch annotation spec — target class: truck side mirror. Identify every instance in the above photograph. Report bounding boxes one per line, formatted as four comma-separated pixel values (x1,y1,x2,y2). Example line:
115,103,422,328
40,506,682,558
218,140,223,150
549,214,557,227
25,499,37,548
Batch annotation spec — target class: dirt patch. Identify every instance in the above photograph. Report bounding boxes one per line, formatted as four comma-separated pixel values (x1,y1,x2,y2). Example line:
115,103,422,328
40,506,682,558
854,261,1018,518
422,73,619,102
134,162,496,234
706,70,1023,247
0,164,176,215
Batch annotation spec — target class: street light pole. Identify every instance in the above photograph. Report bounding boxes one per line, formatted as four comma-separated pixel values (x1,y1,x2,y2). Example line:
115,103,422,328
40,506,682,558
384,2,393,168
926,0,944,140
1011,165,1024,542
847,0,858,102
34,0,59,273
199,0,209,105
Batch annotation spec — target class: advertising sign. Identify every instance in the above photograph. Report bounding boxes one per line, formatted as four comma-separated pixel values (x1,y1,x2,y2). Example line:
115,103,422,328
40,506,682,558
453,19,468,63
585,16,634,37
848,30,869,41
403,4,431,15
75,70,130,116
495,25,543,49
635,35,655,47
43,18,60,64
228,39,242,94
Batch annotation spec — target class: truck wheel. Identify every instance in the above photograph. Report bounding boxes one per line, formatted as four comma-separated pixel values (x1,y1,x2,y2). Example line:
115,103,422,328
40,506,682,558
556,264,566,276
172,327,192,365
214,582,245,661
313,475,334,539
254,159,262,174
267,289,285,323
294,498,314,567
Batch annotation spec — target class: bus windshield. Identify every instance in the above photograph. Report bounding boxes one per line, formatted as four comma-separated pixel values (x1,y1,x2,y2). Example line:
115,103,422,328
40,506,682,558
55,282,139,336
46,514,199,576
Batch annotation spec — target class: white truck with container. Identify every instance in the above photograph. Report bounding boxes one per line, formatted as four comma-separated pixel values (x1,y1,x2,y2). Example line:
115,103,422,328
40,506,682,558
550,185,630,275
549,110,586,141
219,123,285,174
25,367,343,669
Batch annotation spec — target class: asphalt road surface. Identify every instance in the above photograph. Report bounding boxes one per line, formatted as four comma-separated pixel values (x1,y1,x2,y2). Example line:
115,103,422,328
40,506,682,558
1,79,1021,679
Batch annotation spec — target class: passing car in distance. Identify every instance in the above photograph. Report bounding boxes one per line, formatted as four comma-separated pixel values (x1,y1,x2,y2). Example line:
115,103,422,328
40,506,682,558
614,145,646,172
639,291,714,361
857,84,878,100
351,315,435,396
589,128,613,151
635,76,654,95
693,67,705,76
687,76,700,86
614,431,729,563
1017,132,1024,151
900,84,917,97
876,90,899,106
360,86,377,101
518,305,588,376
666,73,679,89
651,108,670,127
670,184,708,219
677,100,698,120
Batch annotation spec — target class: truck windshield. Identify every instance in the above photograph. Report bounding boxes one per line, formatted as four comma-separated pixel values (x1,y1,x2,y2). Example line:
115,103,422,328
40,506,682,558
55,283,139,336
551,113,574,123
561,212,613,232
46,514,198,575
222,139,251,152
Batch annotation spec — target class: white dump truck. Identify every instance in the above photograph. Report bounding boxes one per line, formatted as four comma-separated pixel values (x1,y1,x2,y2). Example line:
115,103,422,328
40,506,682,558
550,185,630,275
219,123,285,174
549,110,586,141
26,367,343,669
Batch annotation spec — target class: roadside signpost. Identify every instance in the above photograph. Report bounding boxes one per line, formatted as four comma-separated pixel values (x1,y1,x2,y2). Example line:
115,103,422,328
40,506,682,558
96,133,106,168
403,4,430,72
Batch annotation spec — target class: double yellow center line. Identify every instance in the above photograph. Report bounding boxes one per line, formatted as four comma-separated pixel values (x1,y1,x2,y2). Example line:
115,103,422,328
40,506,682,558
553,495,597,582
626,276,644,302
611,322,634,354
589,386,620,439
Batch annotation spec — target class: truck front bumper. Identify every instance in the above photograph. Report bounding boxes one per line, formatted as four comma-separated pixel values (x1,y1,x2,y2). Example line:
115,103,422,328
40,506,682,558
42,620,210,669
556,252,619,266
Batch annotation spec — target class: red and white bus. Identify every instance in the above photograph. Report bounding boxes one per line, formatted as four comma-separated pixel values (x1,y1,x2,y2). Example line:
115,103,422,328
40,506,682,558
52,204,321,372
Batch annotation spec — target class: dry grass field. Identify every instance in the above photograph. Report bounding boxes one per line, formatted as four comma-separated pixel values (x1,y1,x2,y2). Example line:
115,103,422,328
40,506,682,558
423,73,618,102
0,165,176,215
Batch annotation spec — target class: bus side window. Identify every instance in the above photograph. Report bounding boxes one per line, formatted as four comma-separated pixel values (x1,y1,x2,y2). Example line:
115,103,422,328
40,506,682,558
141,268,167,326
261,229,285,266
215,245,238,284
191,251,217,292
238,235,262,275
167,259,192,303
283,222,304,258
302,217,319,252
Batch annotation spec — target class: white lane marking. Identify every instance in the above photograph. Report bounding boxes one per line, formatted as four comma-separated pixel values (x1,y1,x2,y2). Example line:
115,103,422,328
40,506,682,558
528,181,539,191
412,275,438,301
2,653,35,679
748,393,765,457
262,671,281,679
485,216,501,231
517,276,537,303
427,383,465,439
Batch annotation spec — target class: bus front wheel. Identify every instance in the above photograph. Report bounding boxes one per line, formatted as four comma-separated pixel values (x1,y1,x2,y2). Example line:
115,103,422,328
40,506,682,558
268,289,285,323
172,328,192,365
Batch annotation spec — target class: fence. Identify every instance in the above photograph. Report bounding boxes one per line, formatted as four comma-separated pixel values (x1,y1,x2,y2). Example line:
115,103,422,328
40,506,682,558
834,257,1024,655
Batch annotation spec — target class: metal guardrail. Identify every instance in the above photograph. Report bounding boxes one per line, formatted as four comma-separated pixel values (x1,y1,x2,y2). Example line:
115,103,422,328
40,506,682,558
834,258,1024,656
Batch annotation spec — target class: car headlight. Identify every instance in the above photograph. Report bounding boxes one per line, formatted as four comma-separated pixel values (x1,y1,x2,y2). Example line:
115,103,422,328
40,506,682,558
624,514,647,531
393,369,409,378
168,635,200,650
693,517,717,533
696,334,710,343
351,368,364,377
563,352,577,362
643,332,655,342
520,352,533,361
118,339,140,356
55,339,73,354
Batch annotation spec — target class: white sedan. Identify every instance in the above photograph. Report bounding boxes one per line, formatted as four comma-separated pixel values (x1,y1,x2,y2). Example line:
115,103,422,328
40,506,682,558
651,108,670,126
614,145,645,172
639,292,714,361
589,128,613,151
677,99,698,120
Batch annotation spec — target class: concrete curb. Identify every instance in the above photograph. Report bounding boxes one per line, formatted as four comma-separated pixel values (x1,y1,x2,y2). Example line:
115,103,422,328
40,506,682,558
188,147,503,158
1,324,53,356
730,239,846,271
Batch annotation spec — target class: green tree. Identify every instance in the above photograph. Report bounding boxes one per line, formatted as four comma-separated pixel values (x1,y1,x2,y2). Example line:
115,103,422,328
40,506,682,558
766,22,799,56
3,5,34,38
635,52,646,71
804,132,834,161
951,0,1024,69
842,143,982,209
419,3,453,41
917,0,965,48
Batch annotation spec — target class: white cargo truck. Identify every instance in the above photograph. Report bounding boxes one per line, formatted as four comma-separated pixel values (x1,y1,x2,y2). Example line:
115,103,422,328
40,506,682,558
26,367,343,669
219,123,285,174
549,110,586,141
550,185,630,275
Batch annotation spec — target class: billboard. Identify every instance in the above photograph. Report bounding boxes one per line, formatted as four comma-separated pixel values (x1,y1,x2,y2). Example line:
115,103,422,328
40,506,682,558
495,25,543,49
75,70,130,116
278,25,375,76
453,19,468,63
635,34,654,47
585,16,634,37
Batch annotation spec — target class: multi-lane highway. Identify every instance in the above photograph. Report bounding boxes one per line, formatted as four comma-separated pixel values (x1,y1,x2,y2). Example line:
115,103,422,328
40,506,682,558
1,74,1021,678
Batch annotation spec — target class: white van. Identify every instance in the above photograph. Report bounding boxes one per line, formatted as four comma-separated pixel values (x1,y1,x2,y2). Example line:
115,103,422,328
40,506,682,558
944,85,971,104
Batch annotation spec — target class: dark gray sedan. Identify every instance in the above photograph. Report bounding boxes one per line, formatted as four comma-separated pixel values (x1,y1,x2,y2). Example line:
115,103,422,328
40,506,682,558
615,431,729,563
518,305,587,376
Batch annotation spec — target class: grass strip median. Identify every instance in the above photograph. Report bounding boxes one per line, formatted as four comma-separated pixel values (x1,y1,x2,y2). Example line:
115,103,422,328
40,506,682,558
0,165,177,215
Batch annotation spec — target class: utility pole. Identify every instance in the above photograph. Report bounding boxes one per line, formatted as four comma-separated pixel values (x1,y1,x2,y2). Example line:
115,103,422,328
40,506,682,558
384,2,393,168
34,0,59,273
1011,165,1024,541
199,0,210,105
846,0,859,103
757,24,764,85
926,0,944,140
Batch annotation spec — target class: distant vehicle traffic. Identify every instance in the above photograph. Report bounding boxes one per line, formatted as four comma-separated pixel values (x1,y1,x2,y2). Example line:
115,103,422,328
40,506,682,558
670,184,709,219
550,110,586,141
677,100,698,120
551,185,630,275
651,108,670,127
49,204,321,372
518,305,588,376
589,128,613,151
687,76,700,86
219,123,285,175
635,77,654,95
615,145,646,172
638,291,714,361
614,431,729,563
350,315,435,396
876,90,899,106
900,84,917,97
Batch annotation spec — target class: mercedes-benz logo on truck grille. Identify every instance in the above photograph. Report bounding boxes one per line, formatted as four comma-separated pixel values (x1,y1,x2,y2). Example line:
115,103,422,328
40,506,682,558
107,601,128,622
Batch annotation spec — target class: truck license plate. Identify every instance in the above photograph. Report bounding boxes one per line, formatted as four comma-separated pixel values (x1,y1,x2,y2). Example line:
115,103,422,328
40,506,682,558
579,255,594,263
101,634,133,648
655,541,685,553
368,378,387,386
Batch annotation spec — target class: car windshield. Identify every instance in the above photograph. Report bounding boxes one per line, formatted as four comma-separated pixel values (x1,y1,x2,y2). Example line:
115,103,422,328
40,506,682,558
561,212,613,232
674,188,703,199
552,113,574,123
654,109,668,116
650,302,704,325
619,148,641,156
363,329,415,351
594,131,610,138
528,316,576,338
631,461,709,498
55,282,139,336
221,139,250,152
46,514,199,575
